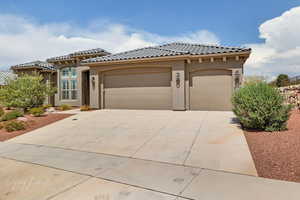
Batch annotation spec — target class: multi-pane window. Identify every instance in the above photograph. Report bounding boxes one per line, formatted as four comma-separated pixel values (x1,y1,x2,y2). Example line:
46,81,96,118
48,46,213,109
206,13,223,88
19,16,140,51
61,67,77,100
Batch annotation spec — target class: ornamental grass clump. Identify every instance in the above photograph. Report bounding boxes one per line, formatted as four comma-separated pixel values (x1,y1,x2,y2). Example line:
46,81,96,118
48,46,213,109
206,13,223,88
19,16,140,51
80,105,91,111
232,82,292,132
4,121,26,132
42,104,52,110
29,107,45,117
58,104,71,111
1,110,24,121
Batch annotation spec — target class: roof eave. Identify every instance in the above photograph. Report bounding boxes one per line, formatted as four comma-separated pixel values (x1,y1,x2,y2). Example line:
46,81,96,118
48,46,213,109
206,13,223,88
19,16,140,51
47,58,74,63
71,52,111,57
10,66,42,70
82,51,251,66
41,69,56,73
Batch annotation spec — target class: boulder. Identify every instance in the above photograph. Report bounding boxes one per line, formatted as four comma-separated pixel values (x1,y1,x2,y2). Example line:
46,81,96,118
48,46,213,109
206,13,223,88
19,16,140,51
46,107,55,113
17,117,28,122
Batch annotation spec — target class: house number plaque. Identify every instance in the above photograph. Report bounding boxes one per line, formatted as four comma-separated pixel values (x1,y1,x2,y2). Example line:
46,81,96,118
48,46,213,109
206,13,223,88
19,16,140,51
176,72,180,88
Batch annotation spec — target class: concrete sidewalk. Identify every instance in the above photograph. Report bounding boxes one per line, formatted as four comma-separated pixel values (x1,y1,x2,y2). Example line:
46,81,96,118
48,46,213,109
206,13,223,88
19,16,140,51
0,142,300,200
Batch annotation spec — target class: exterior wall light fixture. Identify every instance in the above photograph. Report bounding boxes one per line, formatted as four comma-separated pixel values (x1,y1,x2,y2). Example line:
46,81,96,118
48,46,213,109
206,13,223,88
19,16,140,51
92,77,95,88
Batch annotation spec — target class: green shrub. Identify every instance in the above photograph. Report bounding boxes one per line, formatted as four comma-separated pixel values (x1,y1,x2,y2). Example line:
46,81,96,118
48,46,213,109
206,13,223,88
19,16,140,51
0,107,4,117
29,107,45,117
4,121,26,132
80,105,91,111
1,110,24,121
232,82,292,132
0,123,3,130
42,104,52,110
58,104,71,111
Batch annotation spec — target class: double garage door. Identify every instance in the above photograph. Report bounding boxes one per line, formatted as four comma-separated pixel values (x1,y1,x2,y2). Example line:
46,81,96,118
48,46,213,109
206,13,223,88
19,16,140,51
102,68,232,111
103,68,172,110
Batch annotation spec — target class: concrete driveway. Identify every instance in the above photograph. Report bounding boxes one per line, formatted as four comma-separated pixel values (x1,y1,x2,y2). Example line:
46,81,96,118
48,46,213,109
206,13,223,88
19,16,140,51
1,110,300,199
8,110,256,175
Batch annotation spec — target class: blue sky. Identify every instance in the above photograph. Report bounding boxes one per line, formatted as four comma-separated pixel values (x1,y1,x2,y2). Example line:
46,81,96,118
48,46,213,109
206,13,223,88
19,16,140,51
0,0,297,45
0,0,299,78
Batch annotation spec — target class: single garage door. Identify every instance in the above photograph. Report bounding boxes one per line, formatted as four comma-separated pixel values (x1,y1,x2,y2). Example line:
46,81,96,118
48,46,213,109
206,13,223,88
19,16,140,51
190,69,232,111
104,68,172,110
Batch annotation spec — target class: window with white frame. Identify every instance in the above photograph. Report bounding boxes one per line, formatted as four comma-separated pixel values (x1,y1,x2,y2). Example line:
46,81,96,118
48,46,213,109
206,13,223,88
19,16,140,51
61,67,77,100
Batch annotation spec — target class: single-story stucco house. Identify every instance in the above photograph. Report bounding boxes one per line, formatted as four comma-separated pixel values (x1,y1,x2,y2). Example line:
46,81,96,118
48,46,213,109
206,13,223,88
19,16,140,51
11,42,251,111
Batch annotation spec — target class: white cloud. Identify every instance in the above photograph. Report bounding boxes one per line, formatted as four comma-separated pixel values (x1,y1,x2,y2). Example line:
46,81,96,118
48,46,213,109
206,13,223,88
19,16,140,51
0,14,219,70
245,6,300,79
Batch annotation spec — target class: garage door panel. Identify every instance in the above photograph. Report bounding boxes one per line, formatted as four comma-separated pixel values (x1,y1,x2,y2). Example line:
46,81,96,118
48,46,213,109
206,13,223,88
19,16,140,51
105,88,171,110
190,70,232,111
104,70,171,110
104,72,170,88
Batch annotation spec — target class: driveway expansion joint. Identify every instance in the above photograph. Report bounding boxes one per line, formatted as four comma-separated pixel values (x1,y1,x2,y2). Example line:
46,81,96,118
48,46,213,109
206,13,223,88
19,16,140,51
183,111,208,165
0,155,191,199
46,176,92,200
130,124,168,158
2,142,259,178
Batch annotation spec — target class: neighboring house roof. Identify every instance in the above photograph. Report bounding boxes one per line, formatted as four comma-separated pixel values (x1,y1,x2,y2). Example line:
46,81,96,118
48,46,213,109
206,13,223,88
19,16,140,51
11,61,56,71
47,55,73,62
290,75,300,82
82,42,251,64
47,48,111,62
0,71,16,85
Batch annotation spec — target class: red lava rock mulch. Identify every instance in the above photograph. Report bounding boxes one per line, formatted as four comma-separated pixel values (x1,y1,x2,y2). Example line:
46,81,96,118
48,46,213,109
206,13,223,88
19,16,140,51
0,113,73,142
244,109,300,182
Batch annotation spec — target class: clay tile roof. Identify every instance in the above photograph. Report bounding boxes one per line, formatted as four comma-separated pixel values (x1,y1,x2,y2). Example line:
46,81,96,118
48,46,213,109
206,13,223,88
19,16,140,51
47,48,111,62
70,48,110,56
10,61,56,71
82,42,251,64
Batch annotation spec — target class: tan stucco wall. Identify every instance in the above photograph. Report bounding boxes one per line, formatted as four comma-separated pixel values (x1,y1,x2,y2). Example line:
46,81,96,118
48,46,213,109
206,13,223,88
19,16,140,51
172,61,185,110
89,68,100,108
87,56,247,110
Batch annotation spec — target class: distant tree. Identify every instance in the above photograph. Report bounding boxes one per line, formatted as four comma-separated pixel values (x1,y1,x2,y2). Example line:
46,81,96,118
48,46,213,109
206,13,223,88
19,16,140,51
276,74,290,87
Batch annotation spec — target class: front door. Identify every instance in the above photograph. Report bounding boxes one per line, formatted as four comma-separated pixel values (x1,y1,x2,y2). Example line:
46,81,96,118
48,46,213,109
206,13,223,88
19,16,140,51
82,70,90,105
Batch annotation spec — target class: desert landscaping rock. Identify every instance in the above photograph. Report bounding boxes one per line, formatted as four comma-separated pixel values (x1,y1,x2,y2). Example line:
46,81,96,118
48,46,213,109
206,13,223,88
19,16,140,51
16,117,28,122
0,113,72,141
244,110,300,182
46,107,56,113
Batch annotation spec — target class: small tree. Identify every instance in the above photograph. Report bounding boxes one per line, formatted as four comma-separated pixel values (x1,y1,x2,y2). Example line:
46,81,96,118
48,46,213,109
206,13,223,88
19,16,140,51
276,74,290,87
0,74,56,110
